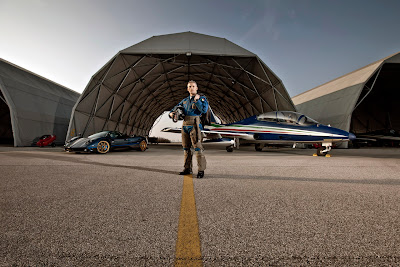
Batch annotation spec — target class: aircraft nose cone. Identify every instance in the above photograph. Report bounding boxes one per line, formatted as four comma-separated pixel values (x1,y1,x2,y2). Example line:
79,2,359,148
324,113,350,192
349,133,356,141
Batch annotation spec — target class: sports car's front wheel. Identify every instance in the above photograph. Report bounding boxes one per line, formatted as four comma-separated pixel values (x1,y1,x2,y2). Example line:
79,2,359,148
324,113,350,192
138,140,147,151
97,141,110,154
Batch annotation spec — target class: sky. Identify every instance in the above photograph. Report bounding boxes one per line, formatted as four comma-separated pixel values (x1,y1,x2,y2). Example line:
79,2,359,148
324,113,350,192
1,0,400,140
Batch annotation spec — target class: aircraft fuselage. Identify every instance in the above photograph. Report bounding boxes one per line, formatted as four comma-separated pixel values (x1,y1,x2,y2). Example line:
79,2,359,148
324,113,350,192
205,116,353,143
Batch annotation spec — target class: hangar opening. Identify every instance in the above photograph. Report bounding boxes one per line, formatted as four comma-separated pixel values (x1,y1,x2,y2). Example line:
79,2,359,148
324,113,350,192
0,90,13,144
293,51,400,147
67,32,296,140
351,63,400,141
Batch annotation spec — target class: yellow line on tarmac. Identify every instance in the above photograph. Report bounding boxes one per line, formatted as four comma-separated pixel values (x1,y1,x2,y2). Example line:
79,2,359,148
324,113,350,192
175,174,203,267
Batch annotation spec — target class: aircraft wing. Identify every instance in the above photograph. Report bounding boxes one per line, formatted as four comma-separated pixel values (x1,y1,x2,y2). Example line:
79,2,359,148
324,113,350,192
161,127,182,134
358,134,400,141
202,130,250,137
162,127,250,139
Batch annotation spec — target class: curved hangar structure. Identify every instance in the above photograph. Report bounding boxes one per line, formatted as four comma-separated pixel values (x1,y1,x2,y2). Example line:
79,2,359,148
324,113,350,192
0,59,80,146
67,32,295,139
293,52,400,142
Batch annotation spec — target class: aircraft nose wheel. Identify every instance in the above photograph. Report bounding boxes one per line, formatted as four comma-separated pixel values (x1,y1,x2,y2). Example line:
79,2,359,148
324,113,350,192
317,147,327,156
316,145,332,156
255,143,263,151
226,145,234,152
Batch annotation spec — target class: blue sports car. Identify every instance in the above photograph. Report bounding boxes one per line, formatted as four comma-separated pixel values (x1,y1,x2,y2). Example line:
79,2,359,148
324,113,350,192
64,131,147,154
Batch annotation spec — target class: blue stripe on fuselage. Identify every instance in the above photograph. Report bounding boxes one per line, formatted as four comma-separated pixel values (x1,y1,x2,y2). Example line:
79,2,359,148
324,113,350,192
223,116,350,141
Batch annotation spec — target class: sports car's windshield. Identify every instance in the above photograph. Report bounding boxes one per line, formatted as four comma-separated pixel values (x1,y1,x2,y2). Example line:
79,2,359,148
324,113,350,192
257,111,319,125
88,131,109,139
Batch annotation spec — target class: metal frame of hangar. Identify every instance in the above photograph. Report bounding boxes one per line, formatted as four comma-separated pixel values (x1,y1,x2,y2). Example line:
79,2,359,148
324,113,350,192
67,32,296,139
293,51,400,142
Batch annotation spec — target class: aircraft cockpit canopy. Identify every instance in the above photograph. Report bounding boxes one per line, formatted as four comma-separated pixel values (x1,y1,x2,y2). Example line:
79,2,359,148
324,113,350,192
257,111,319,125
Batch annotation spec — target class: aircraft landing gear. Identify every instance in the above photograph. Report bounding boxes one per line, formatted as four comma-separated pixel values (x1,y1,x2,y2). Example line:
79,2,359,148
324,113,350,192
317,147,327,156
316,143,332,156
226,138,239,152
255,143,263,151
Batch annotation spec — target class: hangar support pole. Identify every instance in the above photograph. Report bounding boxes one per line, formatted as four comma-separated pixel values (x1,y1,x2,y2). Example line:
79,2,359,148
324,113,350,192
78,56,118,105
207,78,253,120
192,64,258,117
203,74,257,116
197,83,242,121
256,57,297,111
256,57,279,110
82,85,102,136
0,94,7,104
106,55,146,82
102,68,132,131
231,58,265,113
232,58,278,113
160,60,179,99
190,70,245,105
219,66,258,94
130,61,187,106
81,56,119,136
132,64,184,109
207,57,273,86
205,58,218,90
212,68,262,115
109,62,164,132
353,66,382,111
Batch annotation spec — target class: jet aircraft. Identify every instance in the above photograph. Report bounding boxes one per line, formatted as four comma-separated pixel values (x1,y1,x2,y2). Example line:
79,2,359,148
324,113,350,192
163,110,356,156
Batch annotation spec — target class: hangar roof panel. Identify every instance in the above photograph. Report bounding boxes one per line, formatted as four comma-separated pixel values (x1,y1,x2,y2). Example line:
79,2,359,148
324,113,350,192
121,32,255,57
0,59,80,146
0,58,79,97
292,51,400,105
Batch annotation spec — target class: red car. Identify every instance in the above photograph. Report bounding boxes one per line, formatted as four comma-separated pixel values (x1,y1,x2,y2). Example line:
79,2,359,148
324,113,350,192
36,135,56,147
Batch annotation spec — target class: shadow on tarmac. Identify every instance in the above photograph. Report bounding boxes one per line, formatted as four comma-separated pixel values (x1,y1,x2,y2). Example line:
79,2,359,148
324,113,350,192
5,152,177,175
205,173,400,186
256,148,400,159
5,151,399,186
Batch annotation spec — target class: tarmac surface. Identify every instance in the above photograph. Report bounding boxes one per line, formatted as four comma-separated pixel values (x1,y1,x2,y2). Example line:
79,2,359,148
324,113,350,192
1,143,400,266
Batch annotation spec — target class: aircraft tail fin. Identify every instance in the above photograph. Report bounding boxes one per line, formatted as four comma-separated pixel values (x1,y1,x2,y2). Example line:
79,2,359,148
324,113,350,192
201,105,220,125
209,106,221,124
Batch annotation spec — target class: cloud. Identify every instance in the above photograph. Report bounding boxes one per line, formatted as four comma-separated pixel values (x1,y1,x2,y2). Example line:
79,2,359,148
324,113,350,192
288,9,296,19
240,7,280,42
